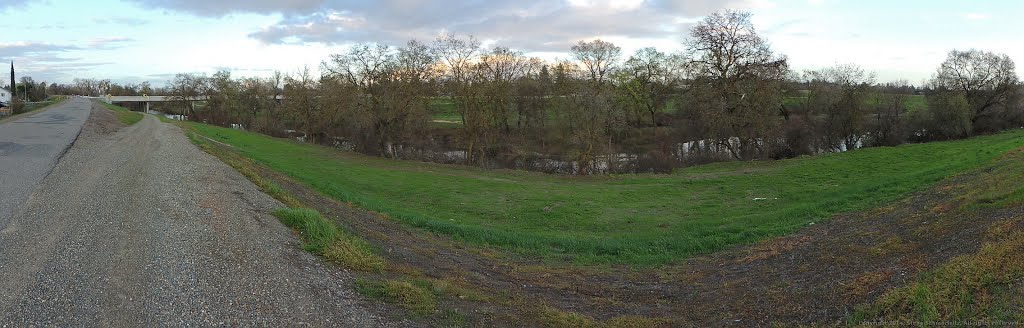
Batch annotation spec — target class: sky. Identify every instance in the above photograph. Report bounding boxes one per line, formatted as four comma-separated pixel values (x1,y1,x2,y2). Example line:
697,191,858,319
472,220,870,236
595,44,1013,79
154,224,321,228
1,0,1022,87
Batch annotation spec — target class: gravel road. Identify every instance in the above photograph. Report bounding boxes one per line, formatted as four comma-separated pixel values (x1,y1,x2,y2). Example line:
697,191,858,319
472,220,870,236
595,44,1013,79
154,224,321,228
0,98,89,224
0,103,393,326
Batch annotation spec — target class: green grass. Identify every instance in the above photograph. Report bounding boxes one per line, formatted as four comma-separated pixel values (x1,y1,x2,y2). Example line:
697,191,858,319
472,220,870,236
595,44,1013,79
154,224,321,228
183,120,1024,265
784,94,926,111
356,279,437,316
850,149,1024,322
102,103,144,125
271,208,385,271
428,97,462,124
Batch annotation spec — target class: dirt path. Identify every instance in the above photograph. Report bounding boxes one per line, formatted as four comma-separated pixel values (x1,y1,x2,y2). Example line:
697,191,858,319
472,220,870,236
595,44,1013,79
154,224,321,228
0,104,397,326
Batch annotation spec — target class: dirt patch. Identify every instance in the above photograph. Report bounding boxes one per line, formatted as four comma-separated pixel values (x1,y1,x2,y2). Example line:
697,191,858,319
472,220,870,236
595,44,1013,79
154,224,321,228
81,103,126,137
199,137,1024,326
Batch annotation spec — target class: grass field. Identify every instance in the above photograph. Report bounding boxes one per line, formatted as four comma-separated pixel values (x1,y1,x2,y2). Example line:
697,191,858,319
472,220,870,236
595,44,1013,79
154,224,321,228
183,120,1024,265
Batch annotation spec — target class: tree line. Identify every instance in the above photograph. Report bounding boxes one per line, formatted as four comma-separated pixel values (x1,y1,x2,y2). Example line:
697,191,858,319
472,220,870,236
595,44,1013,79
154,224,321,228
92,11,1024,173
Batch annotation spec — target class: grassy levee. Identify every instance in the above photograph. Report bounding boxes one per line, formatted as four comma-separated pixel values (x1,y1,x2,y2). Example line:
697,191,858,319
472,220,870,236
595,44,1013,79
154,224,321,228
847,147,1024,323
182,120,1024,265
102,103,144,125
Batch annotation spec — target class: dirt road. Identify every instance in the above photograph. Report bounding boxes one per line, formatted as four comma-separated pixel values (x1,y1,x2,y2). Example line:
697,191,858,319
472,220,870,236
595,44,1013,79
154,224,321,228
0,104,393,326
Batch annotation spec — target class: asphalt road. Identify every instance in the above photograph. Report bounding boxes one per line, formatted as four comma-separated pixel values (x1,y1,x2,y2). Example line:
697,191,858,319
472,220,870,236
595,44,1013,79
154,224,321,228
0,104,393,326
0,98,90,224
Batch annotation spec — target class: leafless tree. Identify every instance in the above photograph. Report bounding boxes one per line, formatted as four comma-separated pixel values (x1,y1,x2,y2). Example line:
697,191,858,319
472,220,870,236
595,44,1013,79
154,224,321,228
931,49,1018,133
684,10,789,160
804,64,876,152
167,73,209,118
280,67,323,143
322,41,433,157
617,47,687,126
571,39,622,87
478,46,532,132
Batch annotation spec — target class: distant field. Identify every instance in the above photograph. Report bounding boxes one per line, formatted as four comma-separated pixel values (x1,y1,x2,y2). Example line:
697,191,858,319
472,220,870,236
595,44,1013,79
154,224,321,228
783,94,927,111
184,121,1024,265
427,98,462,124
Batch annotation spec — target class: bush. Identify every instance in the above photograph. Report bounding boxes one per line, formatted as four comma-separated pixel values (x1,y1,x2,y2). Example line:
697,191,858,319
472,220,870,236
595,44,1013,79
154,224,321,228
10,98,25,114
636,150,674,173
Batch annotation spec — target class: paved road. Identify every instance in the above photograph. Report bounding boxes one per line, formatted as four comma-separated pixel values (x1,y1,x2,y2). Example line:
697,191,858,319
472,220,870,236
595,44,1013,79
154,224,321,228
0,105,393,326
0,98,90,224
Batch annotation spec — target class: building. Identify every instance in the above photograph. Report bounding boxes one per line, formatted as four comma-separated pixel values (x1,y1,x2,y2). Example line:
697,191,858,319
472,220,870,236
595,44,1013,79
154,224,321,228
0,87,11,107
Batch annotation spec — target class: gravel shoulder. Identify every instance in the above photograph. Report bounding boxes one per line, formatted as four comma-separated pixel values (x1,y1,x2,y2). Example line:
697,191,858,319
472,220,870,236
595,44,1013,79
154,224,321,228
0,103,394,326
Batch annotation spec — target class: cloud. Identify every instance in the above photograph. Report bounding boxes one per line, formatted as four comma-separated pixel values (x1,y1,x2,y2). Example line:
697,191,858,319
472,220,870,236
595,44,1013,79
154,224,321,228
92,17,150,26
127,0,756,52
125,0,326,17
0,42,81,58
88,37,136,49
965,13,988,20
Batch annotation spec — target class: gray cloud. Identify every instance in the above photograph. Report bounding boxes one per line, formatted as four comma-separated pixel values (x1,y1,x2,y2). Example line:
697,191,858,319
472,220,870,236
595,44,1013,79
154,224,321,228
0,42,81,58
126,0,326,17
127,0,755,52
0,0,36,11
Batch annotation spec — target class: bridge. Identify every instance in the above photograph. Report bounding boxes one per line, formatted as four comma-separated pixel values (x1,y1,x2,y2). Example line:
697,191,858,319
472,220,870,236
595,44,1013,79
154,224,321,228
99,95,202,112
100,95,281,112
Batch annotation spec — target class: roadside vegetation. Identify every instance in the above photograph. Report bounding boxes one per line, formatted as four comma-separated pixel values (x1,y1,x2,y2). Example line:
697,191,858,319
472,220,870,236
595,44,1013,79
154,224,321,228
183,129,385,272
182,119,1024,265
272,208,386,272
102,103,143,125
0,96,68,123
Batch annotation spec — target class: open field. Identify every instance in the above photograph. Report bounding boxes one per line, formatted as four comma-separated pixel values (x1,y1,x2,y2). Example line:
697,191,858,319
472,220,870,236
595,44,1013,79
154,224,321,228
183,120,1024,265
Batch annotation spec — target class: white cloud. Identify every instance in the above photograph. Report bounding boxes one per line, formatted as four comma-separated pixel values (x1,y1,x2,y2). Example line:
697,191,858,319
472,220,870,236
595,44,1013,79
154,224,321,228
966,13,989,20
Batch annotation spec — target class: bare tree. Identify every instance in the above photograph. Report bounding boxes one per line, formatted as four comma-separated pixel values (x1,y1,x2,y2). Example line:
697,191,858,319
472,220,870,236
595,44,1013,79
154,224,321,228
167,73,209,119
931,49,1018,133
432,34,485,162
286,68,322,139
478,46,532,132
617,47,686,126
322,41,433,157
804,64,876,152
571,39,622,86
684,10,789,160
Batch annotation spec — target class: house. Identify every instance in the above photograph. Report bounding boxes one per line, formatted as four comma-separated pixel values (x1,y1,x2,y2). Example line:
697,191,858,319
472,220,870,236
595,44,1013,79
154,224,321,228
0,87,10,107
